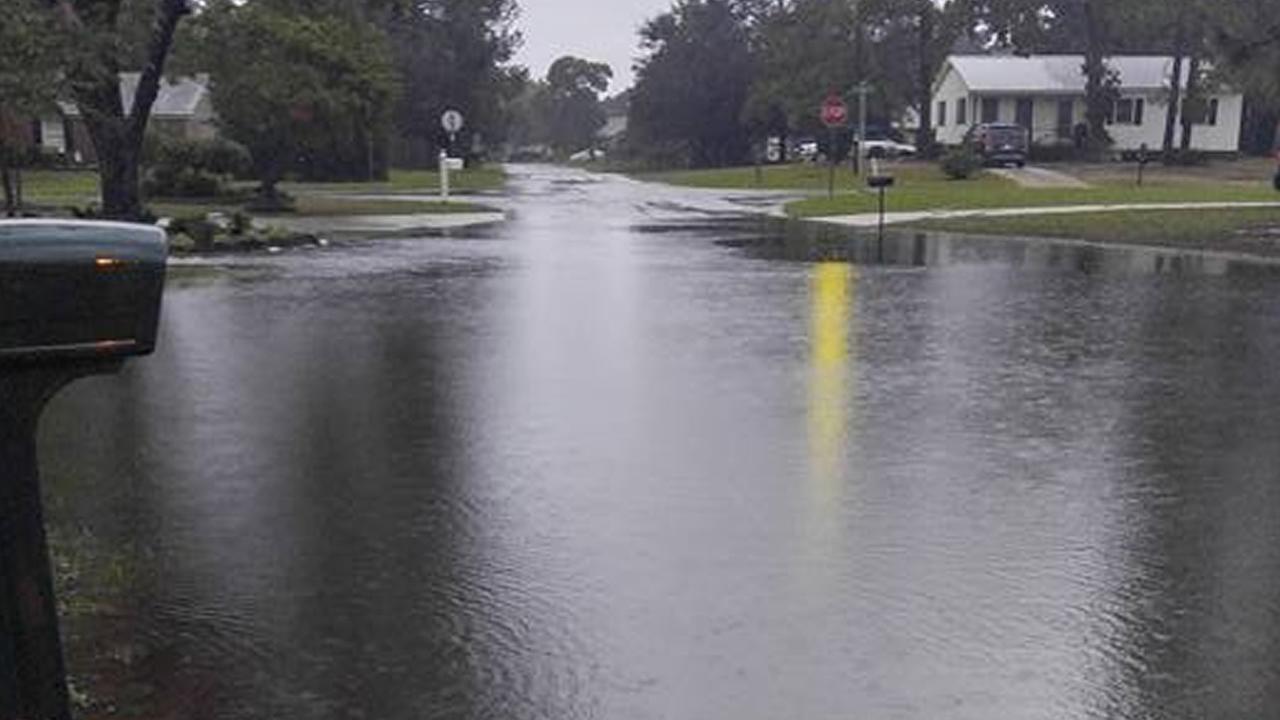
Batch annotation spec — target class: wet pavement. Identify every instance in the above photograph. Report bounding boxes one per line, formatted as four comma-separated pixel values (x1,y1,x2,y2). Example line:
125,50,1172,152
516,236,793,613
39,165,1280,719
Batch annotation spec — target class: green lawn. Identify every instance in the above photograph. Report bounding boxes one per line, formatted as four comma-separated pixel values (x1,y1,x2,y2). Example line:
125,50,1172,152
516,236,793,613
152,195,497,219
20,169,100,205
279,165,508,195
785,169,1280,217
637,162,868,191
18,167,501,218
911,207,1280,252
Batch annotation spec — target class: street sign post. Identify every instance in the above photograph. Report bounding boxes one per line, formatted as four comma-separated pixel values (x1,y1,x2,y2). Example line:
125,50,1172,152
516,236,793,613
821,94,849,200
853,82,871,176
441,109,465,143
821,95,849,128
439,110,466,202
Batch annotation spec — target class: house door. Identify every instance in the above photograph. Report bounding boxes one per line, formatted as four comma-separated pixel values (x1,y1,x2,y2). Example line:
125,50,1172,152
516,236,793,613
981,98,1000,123
1016,98,1034,134
1057,99,1074,140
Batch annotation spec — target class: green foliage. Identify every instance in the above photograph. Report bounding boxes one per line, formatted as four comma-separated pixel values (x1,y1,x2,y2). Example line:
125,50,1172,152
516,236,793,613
508,56,613,155
142,136,251,198
628,0,755,168
941,146,981,179
190,1,400,189
388,0,523,163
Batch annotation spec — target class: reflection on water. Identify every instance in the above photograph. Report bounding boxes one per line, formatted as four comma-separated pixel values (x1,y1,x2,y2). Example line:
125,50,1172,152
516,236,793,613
728,221,1280,278
808,262,854,520
35,166,1280,719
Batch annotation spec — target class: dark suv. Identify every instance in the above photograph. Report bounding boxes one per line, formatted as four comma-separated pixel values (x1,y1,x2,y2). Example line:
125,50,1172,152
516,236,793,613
963,123,1029,167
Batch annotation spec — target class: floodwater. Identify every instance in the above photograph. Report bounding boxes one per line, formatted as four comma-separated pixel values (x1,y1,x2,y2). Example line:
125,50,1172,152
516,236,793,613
40,166,1280,719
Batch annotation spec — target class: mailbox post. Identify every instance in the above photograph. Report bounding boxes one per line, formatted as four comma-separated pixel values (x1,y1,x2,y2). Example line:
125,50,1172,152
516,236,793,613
0,220,167,720
866,159,896,245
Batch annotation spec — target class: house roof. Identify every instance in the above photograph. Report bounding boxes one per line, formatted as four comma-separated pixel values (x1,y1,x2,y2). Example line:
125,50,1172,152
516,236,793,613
942,55,1194,95
60,73,210,118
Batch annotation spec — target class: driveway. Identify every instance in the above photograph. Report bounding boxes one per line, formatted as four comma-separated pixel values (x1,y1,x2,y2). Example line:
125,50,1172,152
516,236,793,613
990,165,1092,189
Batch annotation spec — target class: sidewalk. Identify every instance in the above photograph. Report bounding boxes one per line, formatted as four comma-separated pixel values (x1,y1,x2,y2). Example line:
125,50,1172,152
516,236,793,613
811,201,1280,229
268,211,506,236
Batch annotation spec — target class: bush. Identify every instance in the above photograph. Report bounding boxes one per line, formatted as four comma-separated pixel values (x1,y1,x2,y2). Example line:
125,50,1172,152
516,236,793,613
142,136,251,198
1029,144,1083,163
941,147,981,180
1161,149,1209,167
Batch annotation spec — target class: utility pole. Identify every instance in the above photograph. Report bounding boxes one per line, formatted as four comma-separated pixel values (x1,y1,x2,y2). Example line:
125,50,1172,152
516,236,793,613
855,81,871,175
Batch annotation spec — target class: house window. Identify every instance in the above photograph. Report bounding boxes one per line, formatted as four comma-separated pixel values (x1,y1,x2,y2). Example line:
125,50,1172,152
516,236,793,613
1113,98,1145,126
957,98,968,126
937,101,947,127
981,98,999,123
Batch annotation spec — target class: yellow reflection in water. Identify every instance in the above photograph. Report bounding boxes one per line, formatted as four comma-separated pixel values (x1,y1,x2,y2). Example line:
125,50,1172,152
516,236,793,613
808,262,857,516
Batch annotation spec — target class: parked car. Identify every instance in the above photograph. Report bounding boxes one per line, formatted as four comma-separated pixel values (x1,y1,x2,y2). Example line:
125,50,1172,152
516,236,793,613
963,123,1029,167
794,140,820,162
860,138,918,159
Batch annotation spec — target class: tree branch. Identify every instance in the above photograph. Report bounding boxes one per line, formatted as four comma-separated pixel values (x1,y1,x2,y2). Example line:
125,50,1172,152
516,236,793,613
128,0,191,145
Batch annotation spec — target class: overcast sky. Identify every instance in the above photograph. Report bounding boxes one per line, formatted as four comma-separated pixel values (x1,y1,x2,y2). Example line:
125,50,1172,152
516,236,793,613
513,0,675,94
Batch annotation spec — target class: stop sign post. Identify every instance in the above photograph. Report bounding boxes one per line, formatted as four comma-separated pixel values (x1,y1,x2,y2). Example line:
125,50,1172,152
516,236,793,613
822,95,849,128
821,94,849,199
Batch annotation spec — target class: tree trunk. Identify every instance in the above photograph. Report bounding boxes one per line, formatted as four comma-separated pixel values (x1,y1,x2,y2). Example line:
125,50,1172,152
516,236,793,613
915,1,937,158
1180,55,1202,152
0,116,13,217
1163,19,1187,156
81,116,142,218
61,0,189,220
1,165,13,218
1081,0,1111,153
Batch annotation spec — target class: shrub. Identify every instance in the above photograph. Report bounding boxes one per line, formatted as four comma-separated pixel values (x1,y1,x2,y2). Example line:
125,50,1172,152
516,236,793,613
1029,144,1083,163
941,147,980,180
142,136,251,198
166,214,219,250
1161,149,1209,167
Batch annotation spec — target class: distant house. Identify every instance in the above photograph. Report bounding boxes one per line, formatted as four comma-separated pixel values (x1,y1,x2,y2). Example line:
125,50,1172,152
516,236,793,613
597,114,628,148
931,55,1243,153
35,73,216,163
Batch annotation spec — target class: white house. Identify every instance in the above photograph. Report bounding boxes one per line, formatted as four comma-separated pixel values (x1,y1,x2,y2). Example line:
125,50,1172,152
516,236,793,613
37,73,217,163
932,55,1243,153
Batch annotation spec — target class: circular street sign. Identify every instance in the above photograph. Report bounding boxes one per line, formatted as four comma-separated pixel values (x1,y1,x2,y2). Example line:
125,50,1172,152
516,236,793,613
441,109,465,134
821,96,849,128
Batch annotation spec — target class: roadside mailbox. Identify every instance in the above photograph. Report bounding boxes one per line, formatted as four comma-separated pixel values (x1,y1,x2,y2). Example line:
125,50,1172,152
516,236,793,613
0,220,167,720
0,221,167,362
867,160,896,243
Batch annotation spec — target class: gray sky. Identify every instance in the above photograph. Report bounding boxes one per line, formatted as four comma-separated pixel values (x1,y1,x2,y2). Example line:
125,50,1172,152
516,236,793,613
514,0,675,93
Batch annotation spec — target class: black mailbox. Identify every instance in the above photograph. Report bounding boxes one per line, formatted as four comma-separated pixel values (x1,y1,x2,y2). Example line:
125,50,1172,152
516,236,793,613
0,220,167,363
867,175,896,189
1,220,167,720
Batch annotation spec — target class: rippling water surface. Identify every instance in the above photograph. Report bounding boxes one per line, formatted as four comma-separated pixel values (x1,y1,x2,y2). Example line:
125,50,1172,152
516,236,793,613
41,166,1280,719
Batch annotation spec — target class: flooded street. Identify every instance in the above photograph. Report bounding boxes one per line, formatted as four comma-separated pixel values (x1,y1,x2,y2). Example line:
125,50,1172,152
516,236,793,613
40,166,1280,719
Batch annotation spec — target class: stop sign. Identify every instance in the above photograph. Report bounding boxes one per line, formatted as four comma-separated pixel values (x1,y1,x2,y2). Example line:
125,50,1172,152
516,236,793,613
821,95,849,128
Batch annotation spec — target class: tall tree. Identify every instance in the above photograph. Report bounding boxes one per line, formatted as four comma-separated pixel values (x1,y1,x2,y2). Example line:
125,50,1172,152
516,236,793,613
1213,0,1280,150
0,0,64,215
543,57,613,154
742,0,864,157
48,0,192,219
187,0,398,196
629,0,755,167
388,0,522,165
